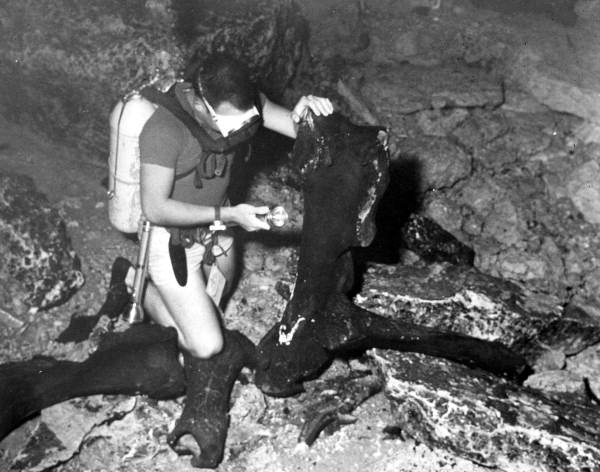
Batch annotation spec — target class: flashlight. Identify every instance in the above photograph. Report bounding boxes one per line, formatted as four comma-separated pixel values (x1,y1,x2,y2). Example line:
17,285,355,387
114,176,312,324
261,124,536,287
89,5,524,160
265,206,289,228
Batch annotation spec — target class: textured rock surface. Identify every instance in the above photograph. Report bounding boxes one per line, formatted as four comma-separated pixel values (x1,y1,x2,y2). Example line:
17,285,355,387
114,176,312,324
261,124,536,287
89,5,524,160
3,1,600,471
0,0,307,157
7,396,136,472
357,262,600,361
566,159,600,225
523,370,588,404
400,213,475,266
566,343,600,399
374,349,600,472
0,171,84,320
302,0,600,304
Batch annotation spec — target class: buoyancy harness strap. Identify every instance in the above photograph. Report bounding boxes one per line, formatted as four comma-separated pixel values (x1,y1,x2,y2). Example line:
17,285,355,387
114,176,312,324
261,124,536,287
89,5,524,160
139,85,262,188
139,85,262,154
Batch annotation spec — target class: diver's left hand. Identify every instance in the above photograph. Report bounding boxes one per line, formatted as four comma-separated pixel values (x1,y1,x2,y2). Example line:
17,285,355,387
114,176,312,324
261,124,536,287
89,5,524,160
291,95,334,123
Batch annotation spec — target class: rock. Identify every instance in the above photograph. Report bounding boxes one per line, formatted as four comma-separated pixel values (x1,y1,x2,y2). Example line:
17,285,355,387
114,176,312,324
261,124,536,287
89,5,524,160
8,396,136,471
566,160,600,225
264,248,295,273
361,62,505,122
398,136,472,191
567,296,600,321
0,171,84,319
416,108,469,137
451,109,510,151
501,87,549,114
430,86,503,109
393,30,420,58
400,213,475,266
524,370,588,403
481,199,523,246
243,242,266,272
510,48,600,126
181,0,308,99
532,349,566,371
374,349,600,471
573,120,600,145
423,195,464,236
64,398,185,472
230,382,268,426
470,0,578,26
0,0,307,156
272,370,383,446
227,382,271,463
0,307,23,330
536,302,600,356
566,343,600,398
358,263,600,360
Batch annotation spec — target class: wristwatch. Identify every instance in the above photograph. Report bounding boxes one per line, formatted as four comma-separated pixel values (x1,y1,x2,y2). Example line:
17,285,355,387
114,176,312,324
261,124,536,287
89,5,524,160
209,206,227,232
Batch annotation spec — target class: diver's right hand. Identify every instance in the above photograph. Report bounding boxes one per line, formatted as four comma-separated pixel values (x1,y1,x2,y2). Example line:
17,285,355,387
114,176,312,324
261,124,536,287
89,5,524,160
226,204,271,232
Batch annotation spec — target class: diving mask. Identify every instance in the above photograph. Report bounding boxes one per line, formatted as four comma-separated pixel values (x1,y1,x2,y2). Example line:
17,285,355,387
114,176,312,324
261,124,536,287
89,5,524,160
203,98,260,137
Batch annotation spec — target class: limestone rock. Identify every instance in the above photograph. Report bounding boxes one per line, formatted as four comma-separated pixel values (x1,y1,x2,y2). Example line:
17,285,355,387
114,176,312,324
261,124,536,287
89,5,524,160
566,343,600,399
532,349,566,371
0,172,84,319
566,160,600,225
451,108,510,151
374,349,600,471
357,263,600,360
180,0,308,100
524,370,588,404
62,398,187,472
400,213,475,266
573,120,600,145
397,136,472,191
501,87,550,114
360,62,504,122
537,302,600,356
416,108,469,137
8,396,136,471
0,0,307,157
510,48,600,126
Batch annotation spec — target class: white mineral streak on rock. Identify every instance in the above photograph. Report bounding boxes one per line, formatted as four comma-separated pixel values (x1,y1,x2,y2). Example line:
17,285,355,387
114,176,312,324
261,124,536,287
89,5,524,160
278,316,306,345
375,351,600,471
371,288,501,312
368,288,511,339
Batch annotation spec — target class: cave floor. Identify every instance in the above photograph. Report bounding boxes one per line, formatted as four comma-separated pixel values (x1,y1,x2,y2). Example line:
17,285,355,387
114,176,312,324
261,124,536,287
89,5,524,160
0,111,489,471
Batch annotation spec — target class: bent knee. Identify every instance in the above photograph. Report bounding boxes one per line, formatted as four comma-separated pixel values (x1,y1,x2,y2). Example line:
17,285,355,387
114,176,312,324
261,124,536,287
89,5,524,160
183,333,224,359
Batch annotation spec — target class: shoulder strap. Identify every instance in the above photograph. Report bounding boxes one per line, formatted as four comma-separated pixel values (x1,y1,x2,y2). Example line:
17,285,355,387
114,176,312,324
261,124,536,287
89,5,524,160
139,86,262,154
139,86,228,153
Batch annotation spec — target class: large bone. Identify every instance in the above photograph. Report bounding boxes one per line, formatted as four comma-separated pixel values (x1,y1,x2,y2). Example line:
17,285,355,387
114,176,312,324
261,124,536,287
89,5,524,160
255,112,530,397
0,324,185,441
168,329,257,468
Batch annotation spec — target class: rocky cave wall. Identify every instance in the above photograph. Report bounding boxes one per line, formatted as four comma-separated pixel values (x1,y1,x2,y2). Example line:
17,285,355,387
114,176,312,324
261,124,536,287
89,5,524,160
2,0,600,356
296,0,600,311
0,0,307,157
2,2,600,470
2,0,600,358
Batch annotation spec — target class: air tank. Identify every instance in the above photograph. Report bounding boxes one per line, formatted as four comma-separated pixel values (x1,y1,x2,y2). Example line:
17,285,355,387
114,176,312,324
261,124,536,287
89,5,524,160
107,92,156,233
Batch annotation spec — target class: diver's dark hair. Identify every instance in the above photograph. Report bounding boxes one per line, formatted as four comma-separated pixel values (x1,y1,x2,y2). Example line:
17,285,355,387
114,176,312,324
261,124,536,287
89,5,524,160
188,53,256,111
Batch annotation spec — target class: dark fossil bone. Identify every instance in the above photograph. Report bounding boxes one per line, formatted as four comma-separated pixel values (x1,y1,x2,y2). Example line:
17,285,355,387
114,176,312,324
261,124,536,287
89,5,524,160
0,111,531,469
168,329,257,468
255,112,530,397
0,324,185,441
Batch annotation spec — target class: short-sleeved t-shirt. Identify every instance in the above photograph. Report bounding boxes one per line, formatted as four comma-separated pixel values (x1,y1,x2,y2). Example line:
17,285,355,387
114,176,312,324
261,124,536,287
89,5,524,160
139,84,233,207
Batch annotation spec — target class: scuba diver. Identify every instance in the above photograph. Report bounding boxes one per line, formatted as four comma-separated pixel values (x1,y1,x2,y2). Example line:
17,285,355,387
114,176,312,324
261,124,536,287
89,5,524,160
114,53,333,359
